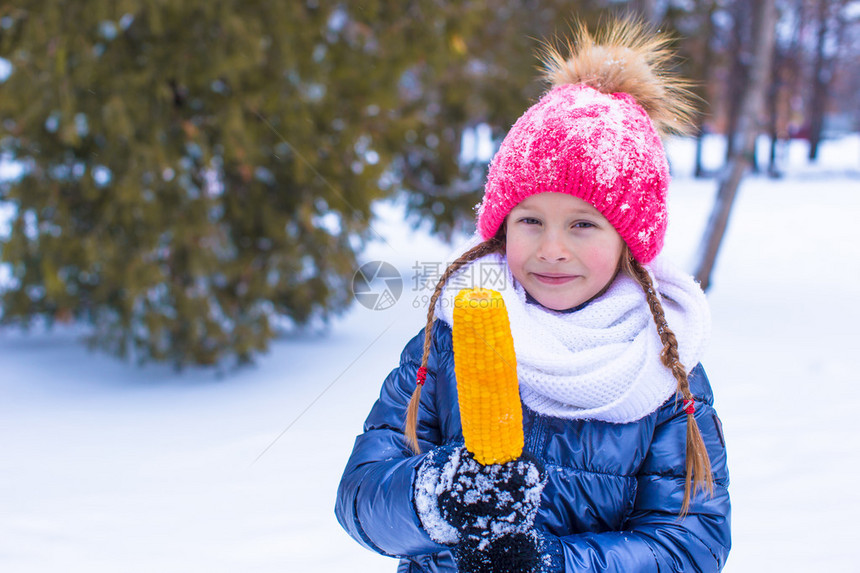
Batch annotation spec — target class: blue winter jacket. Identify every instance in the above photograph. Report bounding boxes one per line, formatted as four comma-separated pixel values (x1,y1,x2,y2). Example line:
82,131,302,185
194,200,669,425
335,321,731,572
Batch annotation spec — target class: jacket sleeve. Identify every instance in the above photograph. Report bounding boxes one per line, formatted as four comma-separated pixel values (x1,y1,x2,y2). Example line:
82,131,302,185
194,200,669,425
552,365,731,572
335,324,452,558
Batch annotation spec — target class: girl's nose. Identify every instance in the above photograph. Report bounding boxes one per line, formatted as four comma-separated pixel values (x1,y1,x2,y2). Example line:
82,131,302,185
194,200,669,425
537,231,569,262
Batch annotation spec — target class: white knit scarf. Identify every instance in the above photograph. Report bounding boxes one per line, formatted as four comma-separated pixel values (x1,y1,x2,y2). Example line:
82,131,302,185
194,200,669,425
434,249,710,423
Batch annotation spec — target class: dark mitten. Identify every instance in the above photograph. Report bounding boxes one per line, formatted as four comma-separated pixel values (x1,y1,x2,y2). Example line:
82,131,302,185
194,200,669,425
414,445,547,572
455,529,545,573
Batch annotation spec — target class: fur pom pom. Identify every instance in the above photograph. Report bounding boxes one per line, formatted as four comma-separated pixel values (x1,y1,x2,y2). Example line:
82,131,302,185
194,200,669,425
540,17,697,135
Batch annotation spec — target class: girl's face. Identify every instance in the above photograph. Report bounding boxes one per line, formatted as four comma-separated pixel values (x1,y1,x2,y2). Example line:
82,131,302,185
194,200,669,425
505,193,625,311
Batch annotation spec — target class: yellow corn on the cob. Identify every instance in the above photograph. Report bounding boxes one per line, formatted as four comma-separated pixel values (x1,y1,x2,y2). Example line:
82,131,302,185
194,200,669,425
453,288,523,465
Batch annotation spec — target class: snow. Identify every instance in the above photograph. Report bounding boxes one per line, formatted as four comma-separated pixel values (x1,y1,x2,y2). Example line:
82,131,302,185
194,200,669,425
2,134,860,571
413,447,463,545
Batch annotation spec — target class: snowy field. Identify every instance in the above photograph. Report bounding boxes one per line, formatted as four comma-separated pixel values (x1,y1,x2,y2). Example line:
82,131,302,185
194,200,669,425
1,135,859,572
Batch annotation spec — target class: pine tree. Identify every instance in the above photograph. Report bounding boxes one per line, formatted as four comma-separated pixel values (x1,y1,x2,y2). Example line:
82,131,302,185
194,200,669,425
0,1,460,366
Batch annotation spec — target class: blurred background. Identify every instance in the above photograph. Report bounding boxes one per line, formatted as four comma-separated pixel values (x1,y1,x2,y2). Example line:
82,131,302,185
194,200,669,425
1,0,858,365
1,1,859,572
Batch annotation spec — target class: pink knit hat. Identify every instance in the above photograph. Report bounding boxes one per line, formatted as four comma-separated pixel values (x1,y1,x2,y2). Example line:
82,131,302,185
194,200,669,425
477,84,669,263
476,22,695,264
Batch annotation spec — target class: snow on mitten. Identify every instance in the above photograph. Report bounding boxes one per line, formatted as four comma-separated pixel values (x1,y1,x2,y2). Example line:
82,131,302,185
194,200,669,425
413,445,547,572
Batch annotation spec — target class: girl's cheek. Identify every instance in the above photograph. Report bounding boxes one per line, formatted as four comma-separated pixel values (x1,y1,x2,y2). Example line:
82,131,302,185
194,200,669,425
584,244,624,274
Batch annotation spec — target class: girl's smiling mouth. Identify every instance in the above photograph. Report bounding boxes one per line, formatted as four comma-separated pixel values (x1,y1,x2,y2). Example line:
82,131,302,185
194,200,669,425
532,273,579,285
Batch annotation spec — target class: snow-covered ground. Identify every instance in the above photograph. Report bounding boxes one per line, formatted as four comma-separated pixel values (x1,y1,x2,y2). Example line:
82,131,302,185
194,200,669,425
1,135,859,572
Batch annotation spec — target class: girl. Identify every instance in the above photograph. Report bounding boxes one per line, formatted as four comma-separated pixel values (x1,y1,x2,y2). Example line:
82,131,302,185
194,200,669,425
336,19,730,573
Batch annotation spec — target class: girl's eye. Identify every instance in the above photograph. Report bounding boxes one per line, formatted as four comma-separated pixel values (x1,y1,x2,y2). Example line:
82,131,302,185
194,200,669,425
572,221,596,229
518,217,541,225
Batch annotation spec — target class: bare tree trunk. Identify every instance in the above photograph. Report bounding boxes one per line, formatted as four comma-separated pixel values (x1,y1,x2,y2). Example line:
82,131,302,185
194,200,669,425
694,0,717,179
768,0,804,178
694,129,708,178
723,1,752,163
766,93,780,177
767,34,784,178
807,0,850,161
694,0,777,291
807,0,830,161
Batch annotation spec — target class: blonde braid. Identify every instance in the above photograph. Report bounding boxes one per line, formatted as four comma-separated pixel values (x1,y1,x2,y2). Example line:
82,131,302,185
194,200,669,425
623,254,714,516
404,237,504,453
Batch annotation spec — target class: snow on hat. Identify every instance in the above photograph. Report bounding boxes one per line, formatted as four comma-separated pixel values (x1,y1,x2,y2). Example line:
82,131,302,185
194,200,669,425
476,19,696,263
